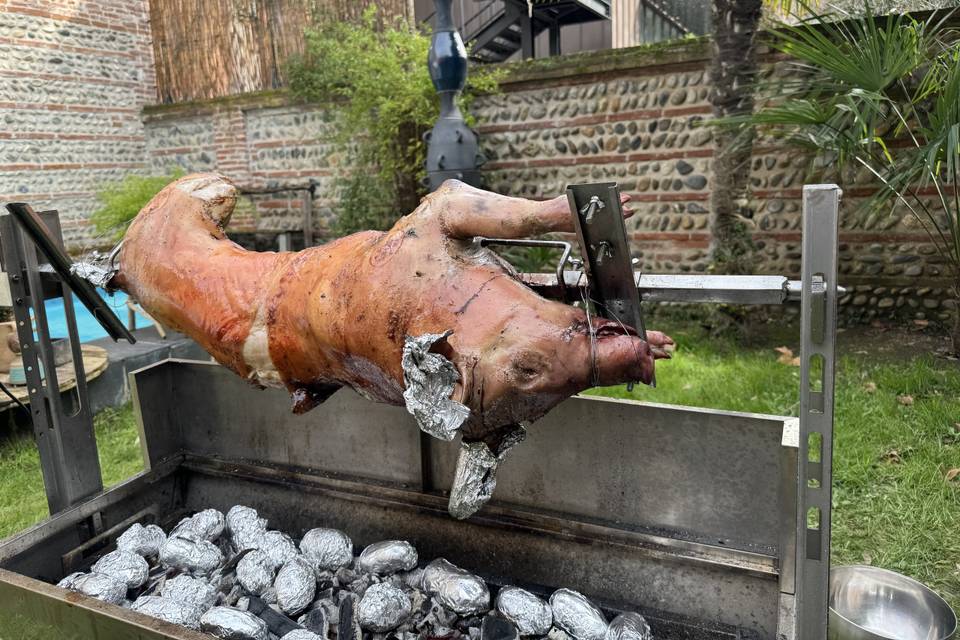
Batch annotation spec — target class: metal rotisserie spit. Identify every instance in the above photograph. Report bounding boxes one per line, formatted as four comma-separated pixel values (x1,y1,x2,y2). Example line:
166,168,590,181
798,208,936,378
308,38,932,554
0,185,841,640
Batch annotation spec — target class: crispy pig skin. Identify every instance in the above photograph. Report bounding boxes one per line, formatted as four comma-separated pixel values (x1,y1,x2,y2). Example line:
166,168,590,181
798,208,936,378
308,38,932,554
112,173,672,444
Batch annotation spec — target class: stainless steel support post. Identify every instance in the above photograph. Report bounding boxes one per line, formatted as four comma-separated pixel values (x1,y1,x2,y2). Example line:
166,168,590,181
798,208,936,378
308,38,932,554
796,185,841,640
0,211,103,514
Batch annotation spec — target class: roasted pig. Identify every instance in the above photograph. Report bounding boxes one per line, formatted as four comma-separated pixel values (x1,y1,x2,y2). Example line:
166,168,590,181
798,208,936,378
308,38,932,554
109,173,672,517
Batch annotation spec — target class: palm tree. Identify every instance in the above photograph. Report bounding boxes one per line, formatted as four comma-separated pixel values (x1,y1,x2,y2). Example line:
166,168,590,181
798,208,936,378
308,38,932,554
735,5,960,353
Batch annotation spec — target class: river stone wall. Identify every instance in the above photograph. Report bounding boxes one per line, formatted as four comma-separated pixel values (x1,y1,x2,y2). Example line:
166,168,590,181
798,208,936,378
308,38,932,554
0,0,157,249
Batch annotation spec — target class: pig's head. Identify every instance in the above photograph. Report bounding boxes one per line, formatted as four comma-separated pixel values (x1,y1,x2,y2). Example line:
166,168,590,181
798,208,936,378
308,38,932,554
448,293,673,445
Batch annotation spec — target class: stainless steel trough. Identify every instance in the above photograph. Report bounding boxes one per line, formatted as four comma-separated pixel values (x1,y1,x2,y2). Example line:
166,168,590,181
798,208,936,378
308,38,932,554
0,185,842,640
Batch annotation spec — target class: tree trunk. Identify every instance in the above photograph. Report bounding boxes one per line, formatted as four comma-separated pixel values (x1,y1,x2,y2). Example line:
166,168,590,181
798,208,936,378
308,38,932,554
708,0,763,274
951,292,960,357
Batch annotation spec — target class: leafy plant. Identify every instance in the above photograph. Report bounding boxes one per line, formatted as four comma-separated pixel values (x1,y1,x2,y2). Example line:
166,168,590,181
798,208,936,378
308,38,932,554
92,167,184,242
288,6,502,234
737,3,960,353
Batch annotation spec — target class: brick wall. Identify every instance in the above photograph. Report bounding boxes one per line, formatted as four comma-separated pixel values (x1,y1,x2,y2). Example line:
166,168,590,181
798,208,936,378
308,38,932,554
0,0,157,249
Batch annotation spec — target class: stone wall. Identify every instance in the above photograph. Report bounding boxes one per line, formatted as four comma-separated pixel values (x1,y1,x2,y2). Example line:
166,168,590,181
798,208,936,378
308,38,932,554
139,41,954,322
0,0,157,249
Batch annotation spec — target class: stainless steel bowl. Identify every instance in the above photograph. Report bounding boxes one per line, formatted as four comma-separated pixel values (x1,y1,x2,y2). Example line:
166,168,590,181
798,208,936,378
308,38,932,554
830,565,957,640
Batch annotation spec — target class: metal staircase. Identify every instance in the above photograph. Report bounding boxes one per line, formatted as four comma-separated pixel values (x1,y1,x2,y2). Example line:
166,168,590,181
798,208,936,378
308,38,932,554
462,0,612,62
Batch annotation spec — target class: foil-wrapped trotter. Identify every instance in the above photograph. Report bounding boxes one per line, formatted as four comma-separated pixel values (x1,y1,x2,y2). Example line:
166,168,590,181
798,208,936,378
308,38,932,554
549,589,608,640
116,522,167,557
300,528,353,571
421,558,490,615
275,556,317,616
200,606,270,640
496,586,553,636
605,612,654,640
57,571,127,605
448,426,525,519
92,550,150,589
130,595,204,630
162,573,220,610
237,549,276,596
356,582,413,632
160,536,225,576
357,540,418,575
171,508,226,542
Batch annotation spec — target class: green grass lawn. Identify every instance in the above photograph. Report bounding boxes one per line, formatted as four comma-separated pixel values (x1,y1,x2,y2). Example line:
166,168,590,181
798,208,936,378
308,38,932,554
0,326,957,612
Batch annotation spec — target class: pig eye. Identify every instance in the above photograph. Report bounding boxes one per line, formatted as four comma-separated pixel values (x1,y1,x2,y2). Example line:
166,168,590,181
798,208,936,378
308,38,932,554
511,352,546,382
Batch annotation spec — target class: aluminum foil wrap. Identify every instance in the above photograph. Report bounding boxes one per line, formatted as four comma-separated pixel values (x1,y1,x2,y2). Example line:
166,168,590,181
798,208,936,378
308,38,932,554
57,571,127,605
496,586,553,636
357,540,418,575
160,536,225,575
282,630,325,640
448,426,526,520
260,530,298,569
116,522,167,557
421,558,490,615
130,595,204,630
356,582,412,632
200,606,270,640
401,332,470,441
162,573,220,610
171,508,226,542
92,549,149,590
275,556,317,616
605,612,653,640
227,505,268,551
70,258,117,290
300,527,353,571
237,549,276,596
549,589,608,640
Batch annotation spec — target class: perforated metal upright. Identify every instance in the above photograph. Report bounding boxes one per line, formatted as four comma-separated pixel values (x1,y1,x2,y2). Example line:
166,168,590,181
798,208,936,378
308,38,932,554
0,208,103,514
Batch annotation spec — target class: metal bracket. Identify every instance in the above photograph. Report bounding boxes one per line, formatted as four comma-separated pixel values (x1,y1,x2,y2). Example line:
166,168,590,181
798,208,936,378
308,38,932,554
796,185,841,640
566,182,648,385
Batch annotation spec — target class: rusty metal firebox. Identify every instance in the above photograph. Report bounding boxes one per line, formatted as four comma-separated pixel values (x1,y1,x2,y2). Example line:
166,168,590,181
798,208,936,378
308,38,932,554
0,185,842,640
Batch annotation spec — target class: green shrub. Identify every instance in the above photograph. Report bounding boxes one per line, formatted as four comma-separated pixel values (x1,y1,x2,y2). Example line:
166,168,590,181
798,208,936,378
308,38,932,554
288,6,502,235
91,168,184,242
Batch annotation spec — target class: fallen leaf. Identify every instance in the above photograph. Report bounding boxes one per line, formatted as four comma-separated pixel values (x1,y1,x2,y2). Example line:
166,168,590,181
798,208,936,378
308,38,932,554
864,382,877,393
862,552,873,565
946,468,960,482
913,319,930,328
897,394,914,406
774,346,801,366
880,449,902,464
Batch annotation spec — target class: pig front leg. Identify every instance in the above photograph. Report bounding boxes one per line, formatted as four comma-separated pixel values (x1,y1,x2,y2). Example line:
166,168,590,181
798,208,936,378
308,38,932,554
432,179,634,240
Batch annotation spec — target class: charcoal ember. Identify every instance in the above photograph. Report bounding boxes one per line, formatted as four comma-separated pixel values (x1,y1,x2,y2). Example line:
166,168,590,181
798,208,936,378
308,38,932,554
605,613,653,640
357,541,418,576
298,606,329,637
548,590,607,640
260,587,278,605
301,528,353,571
227,505,269,551
281,631,324,640
469,627,481,640
421,559,490,615
261,530,299,569
416,597,458,634
57,571,127,605
160,536,225,576
548,626,573,640
200,606,270,640
348,573,372,597
236,596,251,611
335,566,358,587
162,573,220,610
496,587,553,636
130,595,204,630
116,523,167,557
238,550,277,596
172,508,226,542
357,582,413,632
92,550,150,590
275,556,317,616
